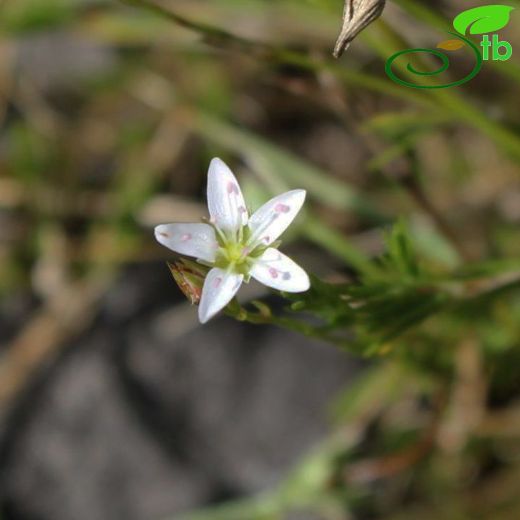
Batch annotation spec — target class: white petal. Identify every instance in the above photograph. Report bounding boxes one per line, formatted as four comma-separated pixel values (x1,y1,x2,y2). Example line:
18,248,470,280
155,223,218,263
250,248,310,292
207,158,248,234
198,268,243,323
248,190,306,246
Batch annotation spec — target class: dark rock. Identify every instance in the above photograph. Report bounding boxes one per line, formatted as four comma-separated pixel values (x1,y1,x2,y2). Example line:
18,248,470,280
0,264,361,519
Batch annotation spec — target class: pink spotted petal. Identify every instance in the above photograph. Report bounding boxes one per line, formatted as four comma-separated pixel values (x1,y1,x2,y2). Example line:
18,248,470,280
250,248,310,292
248,190,306,246
198,268,244,323
207,158,248,233
155,223,218,263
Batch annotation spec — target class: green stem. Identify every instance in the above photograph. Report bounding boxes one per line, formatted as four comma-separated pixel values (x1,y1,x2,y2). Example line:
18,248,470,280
122,0,520,164
224,300,351,350
119,0,432,107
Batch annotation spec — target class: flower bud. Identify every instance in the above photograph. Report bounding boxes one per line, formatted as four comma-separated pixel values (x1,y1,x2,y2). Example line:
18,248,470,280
167,259,208,305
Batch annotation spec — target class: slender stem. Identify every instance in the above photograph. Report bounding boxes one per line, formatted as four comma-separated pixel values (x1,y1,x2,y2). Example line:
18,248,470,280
118,0,432,106
224,301,351,350
120,0,260,51
122,0,520,164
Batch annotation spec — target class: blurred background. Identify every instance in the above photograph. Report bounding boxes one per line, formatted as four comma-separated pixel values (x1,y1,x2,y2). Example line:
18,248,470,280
1,0,520,519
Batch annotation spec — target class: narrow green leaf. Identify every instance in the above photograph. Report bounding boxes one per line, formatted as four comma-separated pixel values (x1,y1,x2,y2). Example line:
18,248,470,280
303,219,377,276
192,112,385,221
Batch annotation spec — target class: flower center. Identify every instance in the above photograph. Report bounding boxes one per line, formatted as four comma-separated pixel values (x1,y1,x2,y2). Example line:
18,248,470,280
222,242,247,265
212,224,273,276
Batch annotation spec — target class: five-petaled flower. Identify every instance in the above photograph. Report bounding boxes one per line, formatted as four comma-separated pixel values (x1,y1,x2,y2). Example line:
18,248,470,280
155,158,310,323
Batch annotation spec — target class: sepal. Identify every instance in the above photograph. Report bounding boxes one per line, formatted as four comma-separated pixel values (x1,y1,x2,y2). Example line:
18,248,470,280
167,259,208,305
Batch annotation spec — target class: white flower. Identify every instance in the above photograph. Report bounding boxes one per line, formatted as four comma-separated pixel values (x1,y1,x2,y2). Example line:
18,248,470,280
155,158,310,323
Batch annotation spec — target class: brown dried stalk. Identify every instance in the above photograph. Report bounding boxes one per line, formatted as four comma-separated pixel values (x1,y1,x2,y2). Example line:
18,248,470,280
333,0,386,58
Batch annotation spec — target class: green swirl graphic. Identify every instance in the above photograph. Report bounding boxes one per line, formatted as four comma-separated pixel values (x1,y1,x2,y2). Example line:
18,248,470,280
385,32,483,89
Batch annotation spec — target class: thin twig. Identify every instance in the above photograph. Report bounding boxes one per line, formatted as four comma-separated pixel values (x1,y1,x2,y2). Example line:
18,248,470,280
0,276,111,414
344,389,445,483
118,0,431,106
438,336,487,453
120,0,269,54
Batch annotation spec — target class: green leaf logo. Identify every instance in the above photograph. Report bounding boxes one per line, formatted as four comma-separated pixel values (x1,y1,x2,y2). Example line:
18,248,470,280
453,5,515,35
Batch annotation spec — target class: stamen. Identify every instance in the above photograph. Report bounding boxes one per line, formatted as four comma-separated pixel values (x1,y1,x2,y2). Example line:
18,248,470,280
214,225,228,245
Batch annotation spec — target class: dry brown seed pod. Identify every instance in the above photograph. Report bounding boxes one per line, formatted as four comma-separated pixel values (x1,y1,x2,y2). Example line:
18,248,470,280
333,0,387,58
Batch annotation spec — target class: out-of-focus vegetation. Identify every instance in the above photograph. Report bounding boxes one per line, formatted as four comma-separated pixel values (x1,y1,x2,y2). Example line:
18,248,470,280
2,0,520,518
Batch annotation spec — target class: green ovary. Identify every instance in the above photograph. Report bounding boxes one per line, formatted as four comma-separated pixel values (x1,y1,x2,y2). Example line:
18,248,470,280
223,242,245,264
215,241,252,275
212,225,273,276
